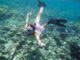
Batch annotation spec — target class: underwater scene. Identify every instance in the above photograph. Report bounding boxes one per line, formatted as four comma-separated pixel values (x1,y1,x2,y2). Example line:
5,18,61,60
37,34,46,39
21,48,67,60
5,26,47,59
0,0,80,60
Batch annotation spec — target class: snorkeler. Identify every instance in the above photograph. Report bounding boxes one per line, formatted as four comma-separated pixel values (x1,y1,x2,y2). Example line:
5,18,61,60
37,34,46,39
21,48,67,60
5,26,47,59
25,0,67,47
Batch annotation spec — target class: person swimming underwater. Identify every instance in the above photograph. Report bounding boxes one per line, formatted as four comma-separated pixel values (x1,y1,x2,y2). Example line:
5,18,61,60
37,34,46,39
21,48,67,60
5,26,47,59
25,0,67,47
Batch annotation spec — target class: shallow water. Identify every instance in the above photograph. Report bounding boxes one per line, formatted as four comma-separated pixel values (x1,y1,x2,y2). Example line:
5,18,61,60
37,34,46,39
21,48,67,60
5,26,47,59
0,0,80,60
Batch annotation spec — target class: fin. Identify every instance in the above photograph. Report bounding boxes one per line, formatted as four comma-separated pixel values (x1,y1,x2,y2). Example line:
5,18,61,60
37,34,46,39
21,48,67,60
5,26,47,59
47,18,66,27
55,19,67,23
55,23,66,27
47,18,57,24
37,0,46,7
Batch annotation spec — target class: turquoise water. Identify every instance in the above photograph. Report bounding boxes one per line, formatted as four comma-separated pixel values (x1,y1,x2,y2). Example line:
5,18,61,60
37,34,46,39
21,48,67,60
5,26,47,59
0,0,80,28
0,0,80,22
0,0,80,60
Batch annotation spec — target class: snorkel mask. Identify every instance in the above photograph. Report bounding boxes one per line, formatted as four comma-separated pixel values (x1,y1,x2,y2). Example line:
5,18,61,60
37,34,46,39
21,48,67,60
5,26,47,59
26,28,33,35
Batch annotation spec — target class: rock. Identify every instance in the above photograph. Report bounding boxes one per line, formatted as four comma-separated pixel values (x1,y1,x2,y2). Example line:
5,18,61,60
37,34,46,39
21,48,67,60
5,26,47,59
0,5,9,20
55,48,62,54
0,38,8,44
0,52,2,56
6,31,12,35
67,55,72,60
27,40,32,44
48,46,54,50
40,49,49,57
31,46,37,51
0,56,7,60
48,50,52,53
62,41,67,45
48,58,53,60
59,58,62,60
10,27,17,32
51,52,56,55
16,32,22,36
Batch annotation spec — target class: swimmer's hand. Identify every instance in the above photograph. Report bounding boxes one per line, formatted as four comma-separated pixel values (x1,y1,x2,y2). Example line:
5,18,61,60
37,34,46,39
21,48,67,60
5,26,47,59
38,42,46,47
27,12,32,16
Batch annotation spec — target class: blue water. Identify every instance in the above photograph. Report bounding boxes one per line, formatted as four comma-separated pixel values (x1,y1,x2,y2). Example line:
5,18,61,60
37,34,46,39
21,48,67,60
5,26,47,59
1,0,80,12
0,0,80,23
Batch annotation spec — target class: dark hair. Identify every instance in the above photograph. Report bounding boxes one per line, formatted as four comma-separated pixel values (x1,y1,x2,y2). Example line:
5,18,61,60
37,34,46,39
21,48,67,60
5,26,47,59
27,24,35,35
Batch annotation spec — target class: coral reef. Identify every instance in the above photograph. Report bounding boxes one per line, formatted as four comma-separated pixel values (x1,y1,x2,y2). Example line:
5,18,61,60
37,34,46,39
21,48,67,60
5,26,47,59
0,5,10,20
0,21,80,60
69,42,80,60
0,5,25,21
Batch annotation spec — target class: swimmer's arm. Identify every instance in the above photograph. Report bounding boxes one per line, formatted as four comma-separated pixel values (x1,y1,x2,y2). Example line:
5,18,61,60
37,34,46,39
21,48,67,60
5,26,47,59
35,34,42,45
26,12,32,26
35,34,46,46
25,15,29,30
26,15,29,26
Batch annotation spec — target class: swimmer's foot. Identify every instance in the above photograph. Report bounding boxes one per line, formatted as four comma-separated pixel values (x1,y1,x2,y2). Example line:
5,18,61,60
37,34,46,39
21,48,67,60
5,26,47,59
41,43,46,47
27,12,32,16
37,0,46,7
38,42,46,47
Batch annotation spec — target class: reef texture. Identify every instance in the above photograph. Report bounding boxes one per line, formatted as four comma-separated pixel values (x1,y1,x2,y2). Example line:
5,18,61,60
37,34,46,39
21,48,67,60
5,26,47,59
0,5,80,60
0,5,24,21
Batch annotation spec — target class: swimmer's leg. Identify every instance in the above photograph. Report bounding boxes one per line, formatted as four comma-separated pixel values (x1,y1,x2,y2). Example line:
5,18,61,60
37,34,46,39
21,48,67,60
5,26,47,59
42,23,48,28
33,7,43,24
